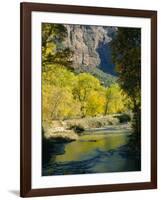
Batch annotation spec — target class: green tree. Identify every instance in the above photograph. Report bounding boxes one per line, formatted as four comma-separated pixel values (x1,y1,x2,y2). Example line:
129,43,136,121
111,27,141,147
42,23,73,69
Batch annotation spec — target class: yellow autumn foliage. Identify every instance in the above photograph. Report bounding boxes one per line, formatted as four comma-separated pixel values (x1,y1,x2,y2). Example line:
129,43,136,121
42,65,129,126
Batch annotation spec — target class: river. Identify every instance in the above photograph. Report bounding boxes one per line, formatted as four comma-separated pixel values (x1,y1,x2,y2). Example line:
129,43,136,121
42,130,141,176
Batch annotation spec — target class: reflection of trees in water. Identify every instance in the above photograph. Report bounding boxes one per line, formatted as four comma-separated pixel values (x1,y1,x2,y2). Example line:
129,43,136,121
42,130,67,168
42,130,141,176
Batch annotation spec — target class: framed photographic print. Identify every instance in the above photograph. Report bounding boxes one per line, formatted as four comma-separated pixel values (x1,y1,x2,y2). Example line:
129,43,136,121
20,2,157,197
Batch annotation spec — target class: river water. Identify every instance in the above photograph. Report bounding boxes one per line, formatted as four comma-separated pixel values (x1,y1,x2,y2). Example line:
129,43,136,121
42,130,141,176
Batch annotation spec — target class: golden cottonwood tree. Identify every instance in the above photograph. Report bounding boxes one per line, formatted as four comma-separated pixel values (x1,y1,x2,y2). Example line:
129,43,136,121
104,84,126,114
86,91,106,117
42,23,130,128
73,73,103,117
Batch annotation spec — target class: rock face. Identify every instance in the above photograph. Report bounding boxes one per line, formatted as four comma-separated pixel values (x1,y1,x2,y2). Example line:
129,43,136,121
63,25,117,75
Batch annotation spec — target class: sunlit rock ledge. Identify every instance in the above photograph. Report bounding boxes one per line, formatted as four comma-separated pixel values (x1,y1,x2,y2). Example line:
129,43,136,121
45,129,79,141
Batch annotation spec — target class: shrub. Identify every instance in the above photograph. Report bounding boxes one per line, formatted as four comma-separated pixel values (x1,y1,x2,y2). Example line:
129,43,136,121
116,113,131,123
69,124,85,133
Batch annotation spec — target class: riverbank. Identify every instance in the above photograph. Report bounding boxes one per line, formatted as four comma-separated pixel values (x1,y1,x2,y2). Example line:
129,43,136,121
43,114,131,141
44,130,78,141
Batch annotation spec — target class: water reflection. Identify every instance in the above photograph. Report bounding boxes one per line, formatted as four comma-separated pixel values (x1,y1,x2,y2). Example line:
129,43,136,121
42,131,141,176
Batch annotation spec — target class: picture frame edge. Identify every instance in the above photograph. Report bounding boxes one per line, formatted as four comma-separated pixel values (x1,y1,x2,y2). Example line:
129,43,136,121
20,2,157,197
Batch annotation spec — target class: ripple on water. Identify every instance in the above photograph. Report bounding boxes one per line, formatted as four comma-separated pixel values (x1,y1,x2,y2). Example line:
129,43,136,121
42,131,140,176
